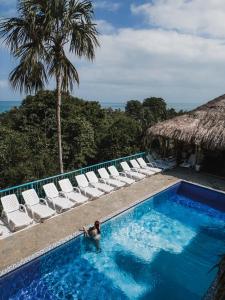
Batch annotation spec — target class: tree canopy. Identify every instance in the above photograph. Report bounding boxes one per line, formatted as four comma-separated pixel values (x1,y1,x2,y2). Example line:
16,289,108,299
0,91,181,188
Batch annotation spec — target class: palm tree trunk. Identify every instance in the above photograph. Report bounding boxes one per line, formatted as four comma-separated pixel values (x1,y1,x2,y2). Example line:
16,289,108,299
56,74,64,173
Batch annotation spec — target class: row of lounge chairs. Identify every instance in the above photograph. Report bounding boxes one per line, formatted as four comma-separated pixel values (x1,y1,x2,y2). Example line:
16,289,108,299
0,157,165,234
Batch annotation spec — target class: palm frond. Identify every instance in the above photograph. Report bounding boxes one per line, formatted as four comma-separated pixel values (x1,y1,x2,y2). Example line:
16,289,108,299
0,0,99,93
61,56,79,91
47,46,79,90
69,21,99,60
10,59,48,94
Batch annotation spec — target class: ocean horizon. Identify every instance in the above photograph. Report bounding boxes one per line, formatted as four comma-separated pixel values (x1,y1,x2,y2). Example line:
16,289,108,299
0,100,199,113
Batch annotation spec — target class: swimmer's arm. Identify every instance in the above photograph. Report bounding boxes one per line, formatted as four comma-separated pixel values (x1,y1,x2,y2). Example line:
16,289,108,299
80,226,89,237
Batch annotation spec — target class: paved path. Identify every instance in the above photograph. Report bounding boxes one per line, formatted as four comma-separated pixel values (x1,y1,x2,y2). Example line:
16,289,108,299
0,168,224,272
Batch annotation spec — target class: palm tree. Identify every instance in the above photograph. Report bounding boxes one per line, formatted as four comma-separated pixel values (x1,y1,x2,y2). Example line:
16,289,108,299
0,0,99,173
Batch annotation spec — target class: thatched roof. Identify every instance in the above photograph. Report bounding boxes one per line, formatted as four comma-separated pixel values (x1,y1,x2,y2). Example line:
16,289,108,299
147,94,225,150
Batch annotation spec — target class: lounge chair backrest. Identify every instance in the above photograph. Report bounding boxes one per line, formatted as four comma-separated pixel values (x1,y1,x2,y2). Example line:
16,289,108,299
98,168,110,179
1,194,20,213
75,174,89,188
22,189,40,206
121,162,131,171
59,178,73,193
86,171,98,183
108,166,119,177
130,159,139,168
43,183,59,198
137,157,147,167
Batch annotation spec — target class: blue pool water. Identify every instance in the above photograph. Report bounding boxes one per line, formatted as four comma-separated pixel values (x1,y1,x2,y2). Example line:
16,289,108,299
1,181,225,300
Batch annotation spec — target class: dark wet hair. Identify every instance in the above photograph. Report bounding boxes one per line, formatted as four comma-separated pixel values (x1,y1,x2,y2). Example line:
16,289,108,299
94,220,100,234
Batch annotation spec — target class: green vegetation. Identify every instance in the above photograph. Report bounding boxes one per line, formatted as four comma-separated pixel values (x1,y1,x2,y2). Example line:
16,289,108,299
0,91,182,189
0,0,99,173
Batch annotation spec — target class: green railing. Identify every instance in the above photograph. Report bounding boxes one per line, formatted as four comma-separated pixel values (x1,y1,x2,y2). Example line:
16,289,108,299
0,152,146,208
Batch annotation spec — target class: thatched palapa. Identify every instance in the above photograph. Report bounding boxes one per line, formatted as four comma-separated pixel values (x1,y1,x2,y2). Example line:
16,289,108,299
147,94,225,150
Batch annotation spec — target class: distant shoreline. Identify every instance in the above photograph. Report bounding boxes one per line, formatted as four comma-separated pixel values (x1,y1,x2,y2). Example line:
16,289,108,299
0,100,198,113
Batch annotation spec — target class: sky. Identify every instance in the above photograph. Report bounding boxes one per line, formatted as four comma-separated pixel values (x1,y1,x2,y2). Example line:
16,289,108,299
1,0,225,106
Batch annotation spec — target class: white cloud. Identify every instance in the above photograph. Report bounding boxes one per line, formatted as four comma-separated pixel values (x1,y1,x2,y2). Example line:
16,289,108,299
96,20,116,35
71,28,225,103
131,0,225,38
94,0,121,12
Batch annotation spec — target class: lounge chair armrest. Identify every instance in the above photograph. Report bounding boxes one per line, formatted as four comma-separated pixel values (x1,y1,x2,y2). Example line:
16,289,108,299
59,191,67,198
99,178,107,184
74,187,81,194
82,188,87,196
131,167,139,172
119,172,127,177
40,198,48,205
25,204,32,211
1,210,7,220
146,162,154,167
1,210,10,225
25,204,34,218
46,197,56,210
19,204,28,214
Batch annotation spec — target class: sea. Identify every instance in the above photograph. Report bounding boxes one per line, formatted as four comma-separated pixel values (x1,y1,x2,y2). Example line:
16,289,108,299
0,100,198,113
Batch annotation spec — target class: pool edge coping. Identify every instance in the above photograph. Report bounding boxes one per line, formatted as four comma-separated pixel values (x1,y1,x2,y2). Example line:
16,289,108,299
1,178,225,278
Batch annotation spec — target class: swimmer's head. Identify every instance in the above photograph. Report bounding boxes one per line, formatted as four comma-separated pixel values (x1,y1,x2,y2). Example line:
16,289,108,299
94,220,100,229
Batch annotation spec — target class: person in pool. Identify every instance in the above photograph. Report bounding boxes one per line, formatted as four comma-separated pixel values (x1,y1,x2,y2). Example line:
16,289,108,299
82,220,101,240
81,221,101,251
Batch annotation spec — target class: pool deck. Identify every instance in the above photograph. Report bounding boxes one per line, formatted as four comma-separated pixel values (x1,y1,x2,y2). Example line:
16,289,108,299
0,168,225,274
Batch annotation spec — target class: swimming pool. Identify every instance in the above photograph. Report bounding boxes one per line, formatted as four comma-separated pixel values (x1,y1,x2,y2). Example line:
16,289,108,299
1,181,225,300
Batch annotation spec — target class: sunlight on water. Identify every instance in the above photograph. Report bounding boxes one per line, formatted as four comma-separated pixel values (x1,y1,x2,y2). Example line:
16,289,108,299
113,210,196,261
82,209,196,299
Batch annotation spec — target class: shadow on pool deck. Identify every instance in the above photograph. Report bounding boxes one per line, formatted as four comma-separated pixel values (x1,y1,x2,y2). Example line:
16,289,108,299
0,168,224,273
166,168,225,192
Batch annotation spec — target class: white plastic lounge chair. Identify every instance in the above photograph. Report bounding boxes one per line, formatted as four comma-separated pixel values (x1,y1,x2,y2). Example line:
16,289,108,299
86,171,114,193
22,189,55,222
137,157,162,173
120,162,145,180
130,159,155,176
43,183,76,213
98,168,126,188
58,178,88,205
1,194,33,232
75,174,104,199
146,154,176,170
108,166,135,185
